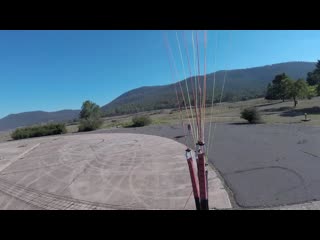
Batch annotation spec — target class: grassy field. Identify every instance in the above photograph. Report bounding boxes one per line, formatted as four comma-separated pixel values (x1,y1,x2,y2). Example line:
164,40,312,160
121,96,320,126
1,96,319,143
86,96,320,130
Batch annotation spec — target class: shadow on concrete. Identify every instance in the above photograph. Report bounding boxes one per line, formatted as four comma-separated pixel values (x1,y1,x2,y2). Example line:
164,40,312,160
174,135,186,139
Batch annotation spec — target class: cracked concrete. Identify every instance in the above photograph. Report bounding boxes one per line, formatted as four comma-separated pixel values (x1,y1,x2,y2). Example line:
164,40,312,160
96,123,320,208
2,122,318,209
0,133,231,210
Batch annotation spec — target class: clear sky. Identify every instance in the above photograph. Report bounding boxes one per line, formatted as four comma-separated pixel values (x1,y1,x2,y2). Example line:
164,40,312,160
0,30,320,118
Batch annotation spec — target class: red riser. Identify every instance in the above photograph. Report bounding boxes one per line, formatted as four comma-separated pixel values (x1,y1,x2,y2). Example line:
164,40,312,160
197,153,208,200
187,158,200,199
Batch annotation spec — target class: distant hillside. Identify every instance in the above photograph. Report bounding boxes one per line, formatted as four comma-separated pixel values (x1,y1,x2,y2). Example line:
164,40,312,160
1,61,316,130
0,110,80,131
102,61,317,115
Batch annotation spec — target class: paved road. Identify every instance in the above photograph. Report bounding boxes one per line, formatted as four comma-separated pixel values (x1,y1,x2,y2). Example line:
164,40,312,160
97,123,320,208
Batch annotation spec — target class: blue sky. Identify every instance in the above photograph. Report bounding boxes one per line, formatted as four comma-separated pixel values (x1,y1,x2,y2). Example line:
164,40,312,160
0,30,320,118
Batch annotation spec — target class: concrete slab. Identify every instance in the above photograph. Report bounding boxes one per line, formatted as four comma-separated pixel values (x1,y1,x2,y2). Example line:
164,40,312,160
98,123,320,208
0,133,231,210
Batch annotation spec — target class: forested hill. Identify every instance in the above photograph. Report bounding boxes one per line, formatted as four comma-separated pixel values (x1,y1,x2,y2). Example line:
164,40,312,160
0,61,316,131
101,61,316,115
0,110,80,131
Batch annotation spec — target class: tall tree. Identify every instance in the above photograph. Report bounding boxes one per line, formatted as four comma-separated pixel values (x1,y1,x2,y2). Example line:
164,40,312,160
265,83,274,100
306,60,320,86
272,73,288,85
307,85,317,99
266,73,291,101
287,79,309,107
79,100,103,132
278,77,292,102
316,60,320,73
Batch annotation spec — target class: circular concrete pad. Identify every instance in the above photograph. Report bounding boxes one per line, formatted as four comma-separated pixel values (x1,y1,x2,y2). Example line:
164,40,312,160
97,123,320,208
0,133,231,210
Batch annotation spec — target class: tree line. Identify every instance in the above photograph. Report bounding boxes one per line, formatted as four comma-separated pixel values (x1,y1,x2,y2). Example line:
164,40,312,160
265,60,320,106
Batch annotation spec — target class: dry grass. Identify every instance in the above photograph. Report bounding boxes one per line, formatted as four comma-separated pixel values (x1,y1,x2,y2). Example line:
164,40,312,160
1,97,319,142
0,131,12,143
95,97,320,128
66,125,79,133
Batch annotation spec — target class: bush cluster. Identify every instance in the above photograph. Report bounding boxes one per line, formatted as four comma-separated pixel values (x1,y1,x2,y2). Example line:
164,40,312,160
132,115,152,127
11,123,67,140
240,108,262,124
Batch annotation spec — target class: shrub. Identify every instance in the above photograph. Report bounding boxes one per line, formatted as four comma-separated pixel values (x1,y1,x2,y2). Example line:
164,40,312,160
132,115,152,127
11,123,67,140
240,108,262,124
78,118,103,132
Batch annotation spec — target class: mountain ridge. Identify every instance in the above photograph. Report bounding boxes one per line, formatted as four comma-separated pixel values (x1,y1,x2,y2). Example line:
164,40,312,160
0,61,317,131
0,110,80,131
101,61,317,115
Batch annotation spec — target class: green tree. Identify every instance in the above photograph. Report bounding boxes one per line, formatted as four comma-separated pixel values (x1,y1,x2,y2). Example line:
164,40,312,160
265,83,275,99
265,73,290,102
287,79,309,107
307,85,317,99
80,100,100,119
278,77,292,102
272,73,288,85
79,100,103,132
306,60,320,86
266,73,292,101
317,84,320,96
